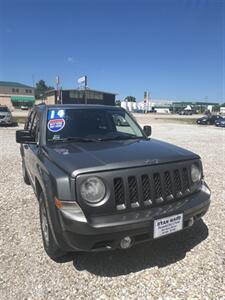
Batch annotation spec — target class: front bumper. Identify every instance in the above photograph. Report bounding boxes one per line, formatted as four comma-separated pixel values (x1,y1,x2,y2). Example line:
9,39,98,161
53,182,210,252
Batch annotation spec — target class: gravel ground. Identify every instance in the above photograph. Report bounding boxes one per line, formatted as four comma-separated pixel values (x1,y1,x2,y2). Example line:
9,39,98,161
0,121,225,300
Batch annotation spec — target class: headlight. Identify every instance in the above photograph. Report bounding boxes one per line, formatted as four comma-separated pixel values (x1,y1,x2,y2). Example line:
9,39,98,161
191,164,201,183
80,177,106,204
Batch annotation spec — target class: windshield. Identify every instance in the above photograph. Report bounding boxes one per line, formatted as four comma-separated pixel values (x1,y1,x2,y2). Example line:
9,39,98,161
0,107,9,112
46,108,145,143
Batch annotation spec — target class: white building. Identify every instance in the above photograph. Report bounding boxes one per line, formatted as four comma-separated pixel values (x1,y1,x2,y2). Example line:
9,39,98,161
220,107,225,115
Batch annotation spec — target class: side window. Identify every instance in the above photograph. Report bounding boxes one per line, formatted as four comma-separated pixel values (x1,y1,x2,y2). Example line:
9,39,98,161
112,113,136,135
25,111,34,130
31,114,40,142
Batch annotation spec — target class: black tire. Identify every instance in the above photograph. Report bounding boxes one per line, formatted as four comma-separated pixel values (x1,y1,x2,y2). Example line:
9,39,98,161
22,160,31,185
39,192,67,261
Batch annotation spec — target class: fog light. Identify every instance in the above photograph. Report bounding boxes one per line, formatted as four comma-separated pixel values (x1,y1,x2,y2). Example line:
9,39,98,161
187,217,194,227
120,236,132,249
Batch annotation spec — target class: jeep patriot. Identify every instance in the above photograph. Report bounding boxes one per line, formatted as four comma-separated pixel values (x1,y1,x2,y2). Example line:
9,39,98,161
16,104,211,260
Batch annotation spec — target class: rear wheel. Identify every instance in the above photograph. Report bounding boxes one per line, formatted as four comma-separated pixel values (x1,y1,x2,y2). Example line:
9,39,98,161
22,160,30,185
39,192,68,261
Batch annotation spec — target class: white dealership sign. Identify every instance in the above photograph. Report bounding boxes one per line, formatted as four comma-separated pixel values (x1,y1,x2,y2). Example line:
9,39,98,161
77,76,87,89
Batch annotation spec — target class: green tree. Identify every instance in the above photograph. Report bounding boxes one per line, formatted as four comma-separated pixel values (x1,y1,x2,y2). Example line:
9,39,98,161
212,104,220,112
124,96,136,102
35,80,54,99
115,100,121,106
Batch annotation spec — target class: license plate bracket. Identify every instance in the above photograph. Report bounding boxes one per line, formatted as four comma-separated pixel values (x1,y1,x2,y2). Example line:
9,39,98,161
153,213,183,239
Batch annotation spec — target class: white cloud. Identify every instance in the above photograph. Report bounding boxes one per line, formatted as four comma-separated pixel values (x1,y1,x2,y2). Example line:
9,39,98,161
67,57,78,64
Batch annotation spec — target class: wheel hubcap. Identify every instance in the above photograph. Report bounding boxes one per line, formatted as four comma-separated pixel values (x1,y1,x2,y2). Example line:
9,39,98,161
41,204,49,246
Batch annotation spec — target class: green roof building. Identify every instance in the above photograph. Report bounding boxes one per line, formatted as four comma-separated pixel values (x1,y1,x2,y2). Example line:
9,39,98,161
0,81,35,109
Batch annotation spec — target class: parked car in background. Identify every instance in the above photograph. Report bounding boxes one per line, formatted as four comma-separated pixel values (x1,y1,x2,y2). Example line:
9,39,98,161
196,115,223,125
215,117,225,127
179,110,193,116
21,105,29,110
0,105,13,126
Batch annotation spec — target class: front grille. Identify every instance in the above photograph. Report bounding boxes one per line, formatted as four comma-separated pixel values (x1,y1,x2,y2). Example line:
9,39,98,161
113,164,193,211
114,178,125,207
153,173,163,204
182,167,189,192
164,171,174,201
174,169,182,197
128,176,139,207
141,174,152,205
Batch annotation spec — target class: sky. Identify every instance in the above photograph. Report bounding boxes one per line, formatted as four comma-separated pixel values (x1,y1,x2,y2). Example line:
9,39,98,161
0,0,224,102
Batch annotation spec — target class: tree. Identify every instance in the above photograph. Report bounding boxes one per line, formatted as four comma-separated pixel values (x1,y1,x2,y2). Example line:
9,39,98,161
115,100,121,106
212,104,220,112
35,80,54,99
124,96,136,102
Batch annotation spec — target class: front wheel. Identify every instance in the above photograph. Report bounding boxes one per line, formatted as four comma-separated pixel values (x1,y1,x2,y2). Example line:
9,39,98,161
39,192,67,261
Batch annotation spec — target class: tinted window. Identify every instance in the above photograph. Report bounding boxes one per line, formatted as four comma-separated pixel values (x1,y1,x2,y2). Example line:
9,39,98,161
46,108,144,142
0,107,9,112
31,114,40,142
25,111,35,131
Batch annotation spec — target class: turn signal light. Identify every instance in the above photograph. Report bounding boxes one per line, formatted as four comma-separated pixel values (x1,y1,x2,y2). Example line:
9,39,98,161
54,197,63,209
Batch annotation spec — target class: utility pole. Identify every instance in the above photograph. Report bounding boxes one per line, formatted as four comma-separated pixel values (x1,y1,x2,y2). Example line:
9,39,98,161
55,75,60,104
144,90,150,113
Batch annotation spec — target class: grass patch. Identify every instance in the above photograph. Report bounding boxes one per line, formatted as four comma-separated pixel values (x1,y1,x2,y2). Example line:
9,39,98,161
12,116,27,124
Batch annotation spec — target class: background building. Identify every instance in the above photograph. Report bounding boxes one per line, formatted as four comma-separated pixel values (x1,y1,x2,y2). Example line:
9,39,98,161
171,101,219,113
0,81,35,109
121,99,173,113
45,88,116,106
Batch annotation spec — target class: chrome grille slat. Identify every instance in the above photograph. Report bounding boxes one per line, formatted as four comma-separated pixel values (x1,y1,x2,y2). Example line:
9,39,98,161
141,174,152,206
182,167,189,192
173,169,183,197
128,176,139,207
114,178,125,209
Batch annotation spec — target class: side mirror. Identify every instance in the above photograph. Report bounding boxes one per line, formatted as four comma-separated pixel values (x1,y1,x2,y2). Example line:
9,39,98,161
16,130,35,144
143,125,152,137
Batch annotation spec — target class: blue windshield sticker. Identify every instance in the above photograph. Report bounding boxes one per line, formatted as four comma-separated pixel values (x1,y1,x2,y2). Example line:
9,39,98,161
48,109,65,120
48,118,65,132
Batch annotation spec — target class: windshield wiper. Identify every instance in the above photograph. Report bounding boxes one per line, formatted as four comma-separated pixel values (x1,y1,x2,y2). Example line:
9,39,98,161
50,136,98,143
98,135,146,141
49,135,147,143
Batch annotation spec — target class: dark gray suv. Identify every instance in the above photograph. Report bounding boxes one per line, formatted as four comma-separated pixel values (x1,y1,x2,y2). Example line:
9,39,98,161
16,104,210,261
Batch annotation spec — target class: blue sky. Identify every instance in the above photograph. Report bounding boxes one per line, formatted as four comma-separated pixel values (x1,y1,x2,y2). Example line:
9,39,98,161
0,0,224,102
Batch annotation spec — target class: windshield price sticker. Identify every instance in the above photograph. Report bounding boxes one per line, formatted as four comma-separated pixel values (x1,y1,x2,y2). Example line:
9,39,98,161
153,213,183,239
48,118,65,132
48,109,65,120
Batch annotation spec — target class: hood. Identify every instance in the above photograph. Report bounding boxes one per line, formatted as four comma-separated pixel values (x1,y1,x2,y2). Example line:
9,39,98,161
45,138,199,177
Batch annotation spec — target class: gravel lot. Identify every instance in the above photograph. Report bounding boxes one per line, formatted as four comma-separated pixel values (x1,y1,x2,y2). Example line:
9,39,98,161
0,120,225,300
